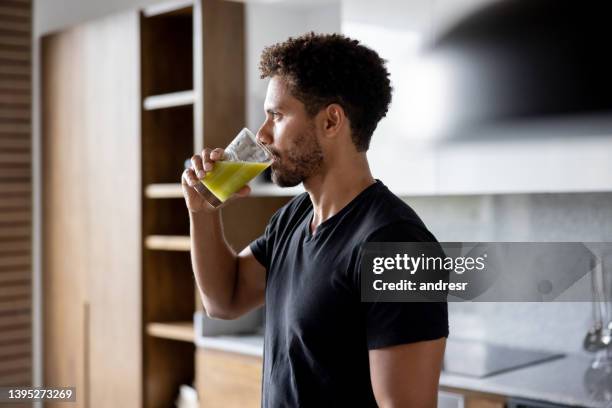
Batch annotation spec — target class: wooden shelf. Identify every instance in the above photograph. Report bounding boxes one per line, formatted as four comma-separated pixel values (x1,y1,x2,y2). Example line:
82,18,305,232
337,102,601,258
250,182,304,197
147,321,194,342
143,90,194,110
146,183,183,198
146,182,304,199
143,0,193,18
145,235,190,251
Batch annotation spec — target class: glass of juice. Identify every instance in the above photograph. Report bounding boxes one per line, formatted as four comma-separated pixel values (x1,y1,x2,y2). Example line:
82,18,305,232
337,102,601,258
191,128,273,208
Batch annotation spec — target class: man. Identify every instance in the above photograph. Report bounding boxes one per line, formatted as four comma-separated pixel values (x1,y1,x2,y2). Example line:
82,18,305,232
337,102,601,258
182,33,448,407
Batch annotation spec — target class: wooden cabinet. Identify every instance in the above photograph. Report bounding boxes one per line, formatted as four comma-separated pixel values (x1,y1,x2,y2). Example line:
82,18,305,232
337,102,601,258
42,9,142,408
440,387,506,408
196,348,262,408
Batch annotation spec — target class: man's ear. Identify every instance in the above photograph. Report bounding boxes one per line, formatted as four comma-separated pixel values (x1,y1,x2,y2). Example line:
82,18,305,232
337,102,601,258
320,103,346,138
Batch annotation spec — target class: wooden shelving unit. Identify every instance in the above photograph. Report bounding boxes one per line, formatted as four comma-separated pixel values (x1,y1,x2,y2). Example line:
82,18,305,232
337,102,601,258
138,1,297,406
140,2,197,407
145,235,190,251
145,181,304,199
250,182,305,197
147,322,195,342
143,90,195,110
142,0,193,17
145,183,183,198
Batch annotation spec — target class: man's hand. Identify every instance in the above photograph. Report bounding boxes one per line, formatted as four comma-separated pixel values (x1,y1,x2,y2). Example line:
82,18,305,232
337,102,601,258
181,147,251,214
369,337,446,408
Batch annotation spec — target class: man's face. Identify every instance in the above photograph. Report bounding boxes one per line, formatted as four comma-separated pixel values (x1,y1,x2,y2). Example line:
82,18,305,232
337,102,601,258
256,76,323,187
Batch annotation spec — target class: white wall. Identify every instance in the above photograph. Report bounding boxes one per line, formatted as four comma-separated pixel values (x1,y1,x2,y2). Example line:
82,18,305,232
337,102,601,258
34,0,163,35
245,2,341,132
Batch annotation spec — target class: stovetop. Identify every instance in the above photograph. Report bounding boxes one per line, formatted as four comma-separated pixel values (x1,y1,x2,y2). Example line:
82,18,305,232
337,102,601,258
443,338,565,378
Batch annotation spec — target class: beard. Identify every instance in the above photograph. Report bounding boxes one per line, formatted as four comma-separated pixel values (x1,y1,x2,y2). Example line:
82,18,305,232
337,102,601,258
269,125,323,188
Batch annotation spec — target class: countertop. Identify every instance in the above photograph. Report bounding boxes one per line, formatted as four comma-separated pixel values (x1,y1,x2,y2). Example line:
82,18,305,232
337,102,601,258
196,334,612,407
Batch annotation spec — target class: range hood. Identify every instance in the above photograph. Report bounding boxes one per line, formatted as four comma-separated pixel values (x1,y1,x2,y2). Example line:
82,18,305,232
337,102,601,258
422,0,612,140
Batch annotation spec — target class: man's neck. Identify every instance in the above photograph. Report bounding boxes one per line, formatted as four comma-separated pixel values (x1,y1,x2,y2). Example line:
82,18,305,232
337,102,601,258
303,154,375,234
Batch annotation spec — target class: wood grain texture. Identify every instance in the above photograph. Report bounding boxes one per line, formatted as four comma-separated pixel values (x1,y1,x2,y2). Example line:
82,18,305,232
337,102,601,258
0,270,30,284
441,387,506,408
0,371,31,387
144,337,194,408
196,348,263,408
0,196,29,210
0,283,30,297
42,23,90,408
140,7,197,407
42,9,142,408
143,90,194,110
0,225,29,238
145,235,190,251
0,0,31,391
144,183,183,198
81,12,142,408
147,321,194,342
141,105,193,185
0,5,30,18
194,0,245,151
140,11,193,97
142,251,195,408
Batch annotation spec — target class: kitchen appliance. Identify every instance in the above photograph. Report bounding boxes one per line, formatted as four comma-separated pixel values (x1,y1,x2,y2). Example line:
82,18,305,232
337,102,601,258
507,397,576,408
443,338,564,378
422,0,612,140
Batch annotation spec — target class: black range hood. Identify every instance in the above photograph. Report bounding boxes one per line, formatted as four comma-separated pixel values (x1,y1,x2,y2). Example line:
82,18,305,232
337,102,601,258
422,0,612,140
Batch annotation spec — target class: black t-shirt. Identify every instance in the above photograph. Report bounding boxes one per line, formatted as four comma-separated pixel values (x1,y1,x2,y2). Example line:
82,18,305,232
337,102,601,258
250,180,449,407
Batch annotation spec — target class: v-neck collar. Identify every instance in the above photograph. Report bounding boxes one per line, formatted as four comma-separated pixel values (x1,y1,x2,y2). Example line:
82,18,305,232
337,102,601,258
303,180,381,242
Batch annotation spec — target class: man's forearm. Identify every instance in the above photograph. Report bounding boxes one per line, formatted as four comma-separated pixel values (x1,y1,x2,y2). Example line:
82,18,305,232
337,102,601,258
189,210,238,317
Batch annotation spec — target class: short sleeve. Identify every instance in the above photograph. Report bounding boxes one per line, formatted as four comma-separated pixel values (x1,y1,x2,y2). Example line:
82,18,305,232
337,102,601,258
250,232,269,269
249,210,282,270
361,221,450,350
249,192,309,271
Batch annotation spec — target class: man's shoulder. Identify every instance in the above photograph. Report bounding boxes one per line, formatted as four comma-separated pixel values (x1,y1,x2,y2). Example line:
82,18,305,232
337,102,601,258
356,181,436,242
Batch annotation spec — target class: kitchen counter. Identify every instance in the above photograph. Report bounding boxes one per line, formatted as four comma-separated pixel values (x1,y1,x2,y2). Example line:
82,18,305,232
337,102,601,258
196,334,611,407
196,334,264,357
440,353,610,407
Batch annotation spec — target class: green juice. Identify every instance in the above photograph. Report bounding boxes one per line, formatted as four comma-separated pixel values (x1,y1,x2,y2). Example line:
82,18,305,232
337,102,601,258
200,161,270,202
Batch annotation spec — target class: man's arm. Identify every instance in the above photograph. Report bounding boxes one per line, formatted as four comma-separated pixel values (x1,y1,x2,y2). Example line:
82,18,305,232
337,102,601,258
183,147,266,320
189,211,266,320
369,337,446,408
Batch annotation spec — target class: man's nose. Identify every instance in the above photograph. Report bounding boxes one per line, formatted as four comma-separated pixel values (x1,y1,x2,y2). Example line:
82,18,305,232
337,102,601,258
256,123,273,146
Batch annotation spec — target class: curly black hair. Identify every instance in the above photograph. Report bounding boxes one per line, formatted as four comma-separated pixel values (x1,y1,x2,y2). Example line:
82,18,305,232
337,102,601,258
259,32,392,152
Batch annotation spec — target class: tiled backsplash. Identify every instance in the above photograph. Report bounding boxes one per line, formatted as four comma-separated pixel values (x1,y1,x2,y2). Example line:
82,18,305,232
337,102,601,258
404,192,612,355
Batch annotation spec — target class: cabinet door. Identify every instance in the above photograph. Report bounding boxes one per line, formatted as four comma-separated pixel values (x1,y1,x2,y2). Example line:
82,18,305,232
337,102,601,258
81,11,142,408
196,348,262,408
43,23,91,408
42,10,142,408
